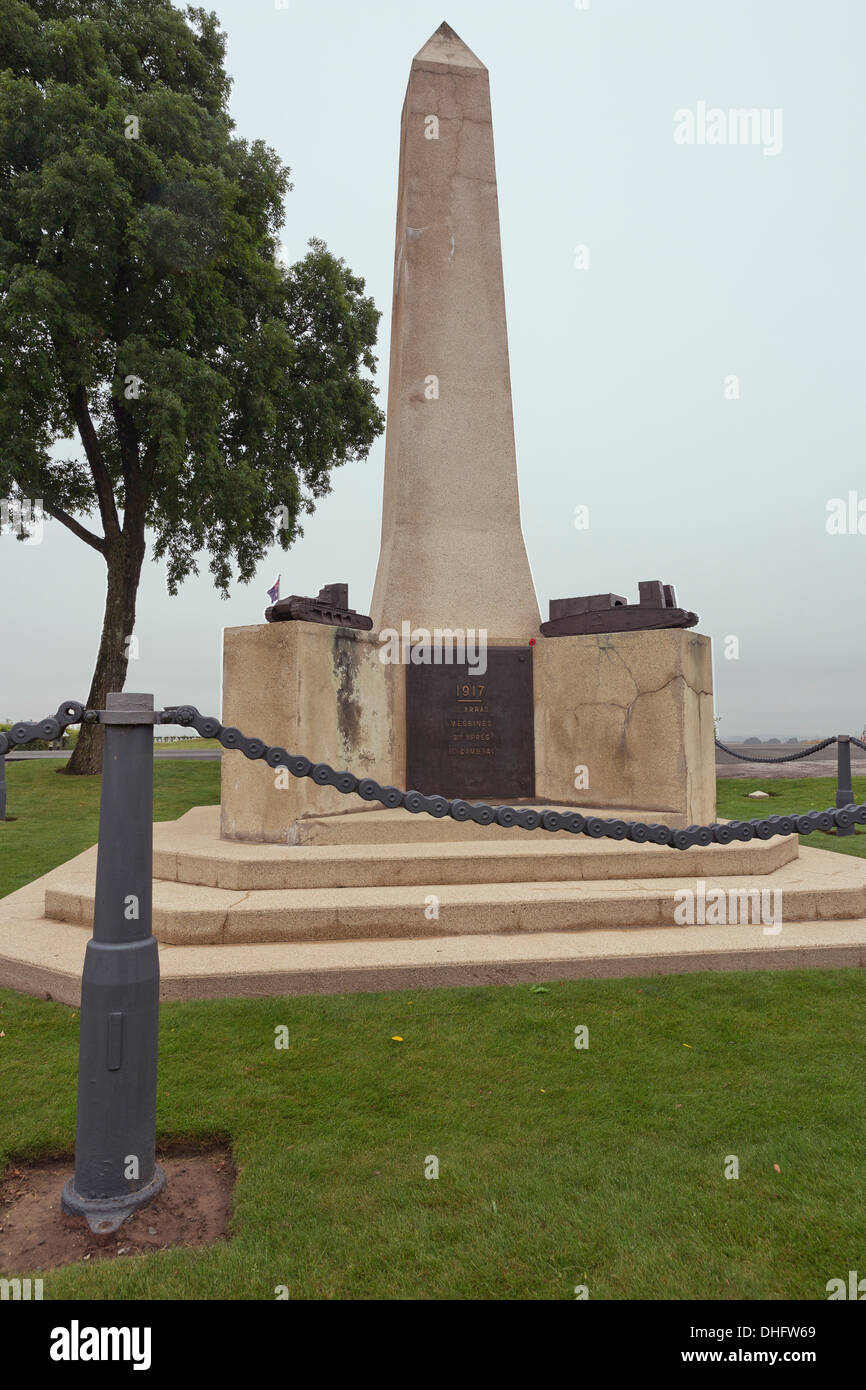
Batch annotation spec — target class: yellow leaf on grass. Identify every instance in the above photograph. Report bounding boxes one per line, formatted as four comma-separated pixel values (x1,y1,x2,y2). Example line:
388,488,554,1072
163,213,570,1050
391,1036,404,1042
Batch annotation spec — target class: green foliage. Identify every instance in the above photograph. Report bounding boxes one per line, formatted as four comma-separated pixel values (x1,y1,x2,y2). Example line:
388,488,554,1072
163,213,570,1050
0,0,384,591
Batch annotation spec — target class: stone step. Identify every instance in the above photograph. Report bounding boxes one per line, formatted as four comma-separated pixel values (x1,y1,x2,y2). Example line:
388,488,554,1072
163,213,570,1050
4,881,866,1005
4,853,866,1004
44,845,866,946
155,807,797,890
286,803,698,845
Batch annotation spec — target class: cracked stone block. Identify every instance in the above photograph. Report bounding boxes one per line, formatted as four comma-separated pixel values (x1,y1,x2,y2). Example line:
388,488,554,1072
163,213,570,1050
533,629,716,823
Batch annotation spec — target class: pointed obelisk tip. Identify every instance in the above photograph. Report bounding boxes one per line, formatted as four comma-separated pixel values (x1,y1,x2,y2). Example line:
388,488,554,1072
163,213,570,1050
413,20,486,70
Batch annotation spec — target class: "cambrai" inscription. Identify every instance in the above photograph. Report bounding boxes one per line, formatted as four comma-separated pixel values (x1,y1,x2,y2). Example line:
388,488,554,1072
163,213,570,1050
406,653,534,799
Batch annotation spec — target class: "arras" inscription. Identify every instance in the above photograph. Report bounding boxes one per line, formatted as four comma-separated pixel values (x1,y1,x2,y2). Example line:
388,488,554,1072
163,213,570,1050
406,650,534,799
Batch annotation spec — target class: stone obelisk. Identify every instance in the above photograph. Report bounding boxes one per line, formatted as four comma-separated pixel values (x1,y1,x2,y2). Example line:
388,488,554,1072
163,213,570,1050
370,22,540,639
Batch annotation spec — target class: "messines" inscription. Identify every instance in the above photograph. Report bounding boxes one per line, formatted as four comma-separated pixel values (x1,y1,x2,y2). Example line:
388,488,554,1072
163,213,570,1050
406,651,535,799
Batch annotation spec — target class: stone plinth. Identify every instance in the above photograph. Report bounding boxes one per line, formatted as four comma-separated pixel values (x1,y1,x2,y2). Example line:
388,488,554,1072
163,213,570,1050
533,629,716,823
220,624,714,840
220,622,402,843
7,799,866,1001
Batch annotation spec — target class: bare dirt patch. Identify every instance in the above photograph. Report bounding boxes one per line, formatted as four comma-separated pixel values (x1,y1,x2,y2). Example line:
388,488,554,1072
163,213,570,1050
0,1144,235,1274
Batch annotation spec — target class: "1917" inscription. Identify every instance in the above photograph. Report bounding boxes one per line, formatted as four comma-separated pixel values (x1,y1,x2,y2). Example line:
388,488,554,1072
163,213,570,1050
406,650,534,799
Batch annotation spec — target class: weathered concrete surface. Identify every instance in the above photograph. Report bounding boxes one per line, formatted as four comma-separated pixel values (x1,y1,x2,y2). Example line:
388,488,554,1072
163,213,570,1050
42,841,864,945
290,803,699,842
534,629,716,822
370,21,540,639
2,861,866,1005
2,809,864,1003
31,800,863,948
220,621,402,842
157,806,796,889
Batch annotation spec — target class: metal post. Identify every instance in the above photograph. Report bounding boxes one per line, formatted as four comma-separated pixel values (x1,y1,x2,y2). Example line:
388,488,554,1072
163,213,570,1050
61,693,165,1232
835,735,855,837
0,752,5,821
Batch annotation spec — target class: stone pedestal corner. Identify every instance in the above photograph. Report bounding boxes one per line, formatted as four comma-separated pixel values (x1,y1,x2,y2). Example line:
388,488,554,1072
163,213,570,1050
533,629,716,823
219,622,402,843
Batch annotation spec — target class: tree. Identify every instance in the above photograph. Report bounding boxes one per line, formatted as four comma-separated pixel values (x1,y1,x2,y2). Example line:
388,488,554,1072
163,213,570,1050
0,0,385,772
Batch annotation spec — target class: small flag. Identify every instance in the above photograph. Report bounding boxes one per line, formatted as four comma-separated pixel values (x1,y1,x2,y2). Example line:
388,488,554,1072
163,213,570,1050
267,575,280,604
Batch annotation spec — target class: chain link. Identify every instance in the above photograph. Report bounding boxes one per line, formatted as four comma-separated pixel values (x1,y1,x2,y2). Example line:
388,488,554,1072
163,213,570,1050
0,701,87,754
714,736,839,764
3,702,865,852
165,705,866,851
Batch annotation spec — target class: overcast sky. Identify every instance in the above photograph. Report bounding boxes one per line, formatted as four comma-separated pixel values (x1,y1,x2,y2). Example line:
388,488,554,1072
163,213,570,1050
2,0,864,738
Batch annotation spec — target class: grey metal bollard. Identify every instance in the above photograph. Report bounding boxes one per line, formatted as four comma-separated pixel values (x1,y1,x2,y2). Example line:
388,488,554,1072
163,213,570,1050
0,752,5,821
61,692,165,1232
835,735,855,837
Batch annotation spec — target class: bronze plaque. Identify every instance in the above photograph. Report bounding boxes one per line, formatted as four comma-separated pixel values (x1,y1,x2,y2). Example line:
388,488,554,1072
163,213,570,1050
406,648,535,800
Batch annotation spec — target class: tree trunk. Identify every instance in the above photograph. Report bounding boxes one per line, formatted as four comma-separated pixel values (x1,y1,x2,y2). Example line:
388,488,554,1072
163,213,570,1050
64,534,146,776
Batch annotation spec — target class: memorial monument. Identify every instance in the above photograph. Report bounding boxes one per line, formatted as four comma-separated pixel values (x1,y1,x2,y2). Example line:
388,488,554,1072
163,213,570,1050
220,21,716,842
4,23,866,1001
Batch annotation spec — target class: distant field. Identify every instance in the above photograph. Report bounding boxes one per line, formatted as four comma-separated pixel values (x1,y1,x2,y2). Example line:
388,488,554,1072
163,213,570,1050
153,738,221,751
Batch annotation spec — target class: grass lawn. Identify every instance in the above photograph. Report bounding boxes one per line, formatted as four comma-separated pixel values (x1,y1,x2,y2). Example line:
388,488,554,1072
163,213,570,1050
1,763,864,1299
716,775,866,860
0,757,220,898
1,970,864,1299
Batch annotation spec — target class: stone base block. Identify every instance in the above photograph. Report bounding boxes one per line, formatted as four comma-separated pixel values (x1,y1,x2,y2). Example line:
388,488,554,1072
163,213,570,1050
220,621,402,843
220,623,715,843
533,628,715,824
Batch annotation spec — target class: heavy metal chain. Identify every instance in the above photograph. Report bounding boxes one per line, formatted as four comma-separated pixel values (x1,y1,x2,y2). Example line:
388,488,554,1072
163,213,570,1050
3,702,866,852
714,736,839,764
165,705,866,851
0,701,87,751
